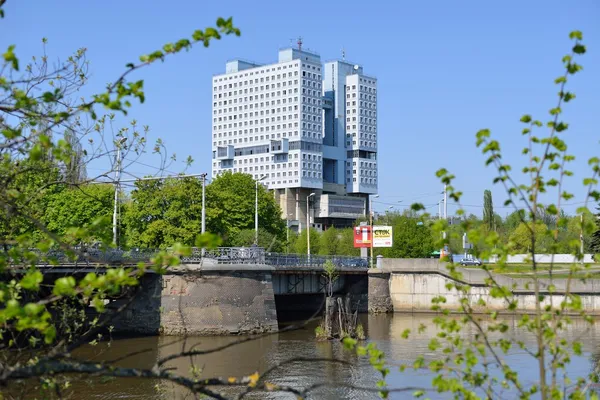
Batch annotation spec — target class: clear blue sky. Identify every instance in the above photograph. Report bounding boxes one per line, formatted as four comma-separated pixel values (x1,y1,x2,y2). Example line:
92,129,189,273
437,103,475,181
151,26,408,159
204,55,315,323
1,0,599,217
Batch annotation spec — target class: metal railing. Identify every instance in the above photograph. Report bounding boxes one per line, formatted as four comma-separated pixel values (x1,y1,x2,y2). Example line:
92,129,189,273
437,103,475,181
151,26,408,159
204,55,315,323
14,247,367,268
182,247,265,265
264,253,368,269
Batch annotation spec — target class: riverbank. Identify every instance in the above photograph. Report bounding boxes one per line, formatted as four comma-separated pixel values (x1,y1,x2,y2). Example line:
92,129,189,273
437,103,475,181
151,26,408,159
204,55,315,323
370,258,600,315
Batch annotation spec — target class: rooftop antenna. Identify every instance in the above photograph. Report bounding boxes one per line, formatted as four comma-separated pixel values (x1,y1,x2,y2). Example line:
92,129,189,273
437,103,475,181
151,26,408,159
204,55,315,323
289,38,294,47
297,36,303,52
342,47,346,61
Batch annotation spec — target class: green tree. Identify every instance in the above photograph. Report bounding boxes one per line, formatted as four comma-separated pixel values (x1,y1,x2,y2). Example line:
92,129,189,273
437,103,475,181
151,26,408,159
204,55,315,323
0,158,61,242
336,228,360,256
124,177,203,249
294,228,321,255
227,228,284,252
389,31,600,400
503,209,525,232
205,172,285,245
43,184,115,244
482,189,494,231
509,221,550,252
377,216,435,258
319,227,340,255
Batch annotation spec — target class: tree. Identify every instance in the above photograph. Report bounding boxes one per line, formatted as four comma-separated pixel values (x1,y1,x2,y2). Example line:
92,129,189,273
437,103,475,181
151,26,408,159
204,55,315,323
293,228,321,255
227,228,284,252
205,172,285,245
43,184,115,244
319,227,340,255
124,177,203,249
509,221,550,252
393,31,600,400
62,129,87,184
336,227,360,256
377,216,435,258
483,190,494,231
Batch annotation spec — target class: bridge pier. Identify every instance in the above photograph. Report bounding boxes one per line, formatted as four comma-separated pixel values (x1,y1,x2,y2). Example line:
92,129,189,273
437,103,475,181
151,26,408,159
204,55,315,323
112,265,278,336
367,269,393,314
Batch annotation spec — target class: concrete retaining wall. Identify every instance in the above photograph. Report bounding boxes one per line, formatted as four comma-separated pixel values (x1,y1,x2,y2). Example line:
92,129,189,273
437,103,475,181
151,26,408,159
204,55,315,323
369,258,600,314
489,254,596,264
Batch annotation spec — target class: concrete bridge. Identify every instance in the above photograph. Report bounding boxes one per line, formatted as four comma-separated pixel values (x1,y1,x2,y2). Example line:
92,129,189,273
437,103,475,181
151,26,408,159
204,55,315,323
20,250,600,336
18,247,368,335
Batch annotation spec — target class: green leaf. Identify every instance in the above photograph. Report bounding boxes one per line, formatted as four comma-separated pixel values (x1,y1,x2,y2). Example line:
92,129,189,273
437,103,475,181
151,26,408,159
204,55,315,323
572,44,586,54
21,270,43,290
520,115,532,123
53,276,77,296
569,30,583,40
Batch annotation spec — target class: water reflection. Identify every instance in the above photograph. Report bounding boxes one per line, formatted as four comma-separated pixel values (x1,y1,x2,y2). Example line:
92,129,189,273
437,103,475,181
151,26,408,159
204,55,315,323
7,313,600,399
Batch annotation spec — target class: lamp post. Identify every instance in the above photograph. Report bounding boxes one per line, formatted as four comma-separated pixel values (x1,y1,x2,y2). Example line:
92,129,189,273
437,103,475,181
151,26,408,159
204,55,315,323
370,194,379,267
307,193,315,259
286,212,294,252
112,137,127,247
201,173,207,234
387,206,394,225
255,175,268,245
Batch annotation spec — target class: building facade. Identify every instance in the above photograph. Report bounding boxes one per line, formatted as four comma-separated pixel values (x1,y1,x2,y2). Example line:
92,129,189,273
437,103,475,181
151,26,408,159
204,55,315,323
211,46,377,232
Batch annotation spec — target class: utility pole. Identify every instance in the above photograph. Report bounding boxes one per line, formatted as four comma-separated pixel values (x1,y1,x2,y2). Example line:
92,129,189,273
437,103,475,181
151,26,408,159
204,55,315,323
444,184,448,220
307,193,315,260
370,194,379,267
112,137,127,247
255,175,267,245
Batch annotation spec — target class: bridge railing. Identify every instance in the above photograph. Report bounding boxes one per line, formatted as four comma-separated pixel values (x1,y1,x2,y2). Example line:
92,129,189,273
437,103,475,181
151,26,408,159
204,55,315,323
182,247,265,264
17,247,367,268
264,253,368,269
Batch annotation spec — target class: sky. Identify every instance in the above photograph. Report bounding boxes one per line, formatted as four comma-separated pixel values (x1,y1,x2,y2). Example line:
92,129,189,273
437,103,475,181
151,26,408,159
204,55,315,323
1,0,599,217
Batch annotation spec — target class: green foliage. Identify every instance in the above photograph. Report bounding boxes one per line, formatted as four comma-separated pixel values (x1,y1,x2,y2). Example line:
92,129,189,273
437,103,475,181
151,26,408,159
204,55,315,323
293,228,321,255
0,11,239,368
375,215,435,258
205,172,285,245
124,177,203,249
227,228,284,252
322,259,338,297
482,189,494,231
394,30,600,400
319,227,341,255
43,184,115,244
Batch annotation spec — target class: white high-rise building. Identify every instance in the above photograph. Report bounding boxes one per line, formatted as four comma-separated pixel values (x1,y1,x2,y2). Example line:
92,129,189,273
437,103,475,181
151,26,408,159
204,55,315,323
211,45,378,232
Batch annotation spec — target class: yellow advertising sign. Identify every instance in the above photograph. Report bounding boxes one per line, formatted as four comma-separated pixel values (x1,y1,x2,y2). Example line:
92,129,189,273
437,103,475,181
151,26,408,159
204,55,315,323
373,225,393,248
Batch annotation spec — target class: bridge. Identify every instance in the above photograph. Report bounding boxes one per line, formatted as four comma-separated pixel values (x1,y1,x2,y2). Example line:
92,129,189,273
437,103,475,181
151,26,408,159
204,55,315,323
12,247,369,335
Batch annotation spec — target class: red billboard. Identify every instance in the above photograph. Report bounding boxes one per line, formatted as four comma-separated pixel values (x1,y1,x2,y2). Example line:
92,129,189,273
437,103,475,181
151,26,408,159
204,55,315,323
353,226,372,248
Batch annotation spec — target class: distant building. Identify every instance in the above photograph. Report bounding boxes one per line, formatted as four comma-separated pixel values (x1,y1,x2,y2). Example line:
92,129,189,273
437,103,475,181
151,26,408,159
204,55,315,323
211,43,378,232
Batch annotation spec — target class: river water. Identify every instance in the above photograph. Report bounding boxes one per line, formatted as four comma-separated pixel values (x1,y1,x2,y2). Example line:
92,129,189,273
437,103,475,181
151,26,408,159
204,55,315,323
11,313,600,399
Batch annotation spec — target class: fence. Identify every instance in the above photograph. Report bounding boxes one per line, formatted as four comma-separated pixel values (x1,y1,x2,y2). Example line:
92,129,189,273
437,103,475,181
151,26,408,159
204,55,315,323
14,247,368,268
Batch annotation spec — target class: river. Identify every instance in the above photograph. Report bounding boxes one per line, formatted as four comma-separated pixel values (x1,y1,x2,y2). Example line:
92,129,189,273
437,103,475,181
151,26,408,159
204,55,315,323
10,313,600,399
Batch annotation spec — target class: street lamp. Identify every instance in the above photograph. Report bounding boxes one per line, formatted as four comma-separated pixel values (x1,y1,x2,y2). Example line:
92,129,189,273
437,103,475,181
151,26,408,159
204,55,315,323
112,137,127,247
255,175,268,245
370,194,379,267
387,206,394,225
307,192,315,259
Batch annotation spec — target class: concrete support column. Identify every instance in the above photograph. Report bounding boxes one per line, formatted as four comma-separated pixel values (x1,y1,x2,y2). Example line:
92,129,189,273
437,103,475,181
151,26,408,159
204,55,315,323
368,269,393,314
